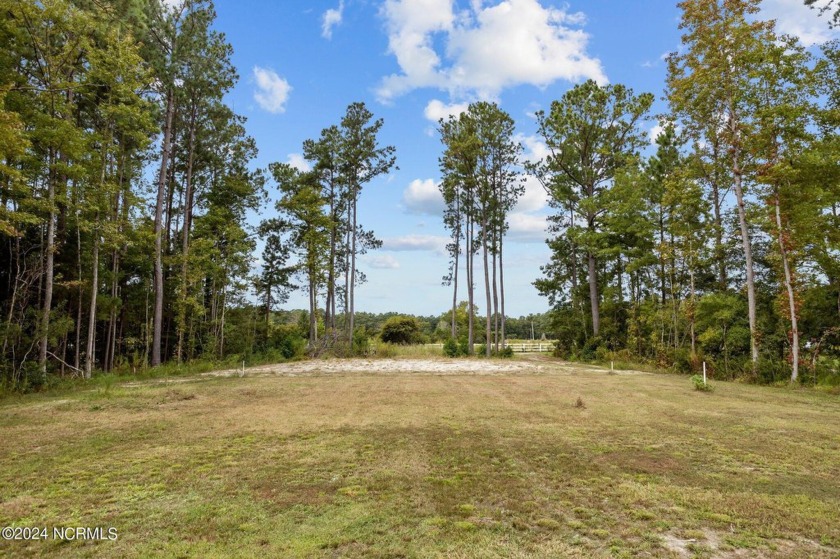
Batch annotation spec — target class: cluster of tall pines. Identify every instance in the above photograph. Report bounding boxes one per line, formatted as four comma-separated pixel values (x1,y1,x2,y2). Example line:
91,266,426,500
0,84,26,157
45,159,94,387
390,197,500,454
526,1,839,383
257,103,396,351
0,0,263,388
437,102,524,357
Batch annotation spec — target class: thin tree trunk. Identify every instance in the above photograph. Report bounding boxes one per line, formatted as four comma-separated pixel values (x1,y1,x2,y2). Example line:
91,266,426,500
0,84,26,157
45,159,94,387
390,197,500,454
482,216,492,357
775,192,799,382
466,213,474,353
349,193,357,341
492,231,499,352
729,112,759,367
451,193,460,339
710,140,727,290
326,180,337,331
152,89,175,366
689,242,697,357
659,204,667,305
499,231,506,350
74,213,83,371
176,106,197,363
85,224,99,379
38,150,57,375
588,250,600,336
219,289,226,358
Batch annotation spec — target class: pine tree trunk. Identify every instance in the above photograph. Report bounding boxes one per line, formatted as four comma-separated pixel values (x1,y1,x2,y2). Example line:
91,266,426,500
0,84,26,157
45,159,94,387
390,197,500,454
729,112,759,368
451,194,460,339
499,231,506,350
711,141,728,290
467,213,474,353
74,215,83,371
152,89,175,367
588,249,600,337
482,215,492,357
85,227,99,379
775,192,799,382
309,275,317,346
38,149,57,375
492,230,499,352
177,107,197,363
349,193,357,341
689,244,697,357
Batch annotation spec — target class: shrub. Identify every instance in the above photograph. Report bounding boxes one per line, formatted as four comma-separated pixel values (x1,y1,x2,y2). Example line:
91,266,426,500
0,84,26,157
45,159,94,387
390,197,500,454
753,358,790,384
380,316,423,345
690,374,713,392
353,327,371,355
580,336,604,360
270,324,306,360
671,348,693,374
443,338,460,357
499,345,514,359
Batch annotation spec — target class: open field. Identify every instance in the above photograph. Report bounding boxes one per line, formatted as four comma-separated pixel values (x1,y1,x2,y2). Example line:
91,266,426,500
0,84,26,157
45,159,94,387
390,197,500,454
1,357,839,558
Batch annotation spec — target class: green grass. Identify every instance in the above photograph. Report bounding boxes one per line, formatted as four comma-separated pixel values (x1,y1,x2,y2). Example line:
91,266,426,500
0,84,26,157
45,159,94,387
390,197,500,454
0,358,838,558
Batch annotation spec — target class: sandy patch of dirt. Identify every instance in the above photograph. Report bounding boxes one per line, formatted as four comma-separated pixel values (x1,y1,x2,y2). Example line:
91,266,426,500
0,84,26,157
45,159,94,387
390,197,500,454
203,358,544,377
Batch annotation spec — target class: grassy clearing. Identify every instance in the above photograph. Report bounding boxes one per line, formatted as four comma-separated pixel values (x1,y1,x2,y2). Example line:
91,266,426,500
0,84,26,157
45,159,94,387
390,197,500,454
0,358,838,558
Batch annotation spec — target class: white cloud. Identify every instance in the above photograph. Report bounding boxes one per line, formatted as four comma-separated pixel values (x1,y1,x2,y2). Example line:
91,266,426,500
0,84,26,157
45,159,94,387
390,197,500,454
287,153,311,172
515,174,550,213
517,133,550,162
253,66,291,114
383,234,449,253
424,99,470,122
761,0,837,46
366,254,401,269
322,1,345,39
161,0,182,11
378,0,606,102
402,178,446,215
649,123,665,144
507,212,548,242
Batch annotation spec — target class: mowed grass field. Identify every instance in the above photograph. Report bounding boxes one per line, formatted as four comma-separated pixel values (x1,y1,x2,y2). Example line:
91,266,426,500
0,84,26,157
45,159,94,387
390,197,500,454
1,358,838,558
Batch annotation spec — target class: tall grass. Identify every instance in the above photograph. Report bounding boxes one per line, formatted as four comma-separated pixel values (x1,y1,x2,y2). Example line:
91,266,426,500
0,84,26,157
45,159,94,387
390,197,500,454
373,343,444,358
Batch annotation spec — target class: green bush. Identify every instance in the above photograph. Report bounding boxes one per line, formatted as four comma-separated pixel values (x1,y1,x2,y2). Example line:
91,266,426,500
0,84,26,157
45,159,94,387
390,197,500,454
443,338,460,357
581,336,604,360
499,345,514,359
671,348,694,374
353,327,371,355
380,316,423,345
690,374,713,392
271,324,307,360
814,358,840,386
753,358,790,384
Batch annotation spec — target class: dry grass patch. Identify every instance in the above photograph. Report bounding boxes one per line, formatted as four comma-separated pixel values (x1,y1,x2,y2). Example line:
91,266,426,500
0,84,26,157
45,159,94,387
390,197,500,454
0,357,838,558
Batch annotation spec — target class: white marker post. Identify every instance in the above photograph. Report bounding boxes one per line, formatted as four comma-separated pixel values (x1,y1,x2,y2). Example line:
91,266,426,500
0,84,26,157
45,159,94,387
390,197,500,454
703,361,707,386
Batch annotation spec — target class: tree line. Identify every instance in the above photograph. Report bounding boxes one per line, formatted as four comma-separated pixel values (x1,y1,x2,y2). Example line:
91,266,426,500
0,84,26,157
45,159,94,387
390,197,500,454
527,0,839,383
2,0,838,390
1,0,263,388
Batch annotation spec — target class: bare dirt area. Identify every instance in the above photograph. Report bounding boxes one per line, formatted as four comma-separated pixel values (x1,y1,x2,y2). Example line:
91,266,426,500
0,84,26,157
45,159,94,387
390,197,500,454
202,355,632,378
205,357,543,377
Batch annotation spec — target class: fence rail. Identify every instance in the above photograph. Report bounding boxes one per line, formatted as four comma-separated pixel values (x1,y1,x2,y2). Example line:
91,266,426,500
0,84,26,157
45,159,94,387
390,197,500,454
424,342,554,353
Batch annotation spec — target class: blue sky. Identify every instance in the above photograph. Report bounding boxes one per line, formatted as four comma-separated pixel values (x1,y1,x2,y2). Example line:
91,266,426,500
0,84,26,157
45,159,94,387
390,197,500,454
204,0,837,317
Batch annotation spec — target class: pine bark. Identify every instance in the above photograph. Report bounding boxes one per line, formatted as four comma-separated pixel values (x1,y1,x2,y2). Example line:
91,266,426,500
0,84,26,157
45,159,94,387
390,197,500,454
152,89,175,367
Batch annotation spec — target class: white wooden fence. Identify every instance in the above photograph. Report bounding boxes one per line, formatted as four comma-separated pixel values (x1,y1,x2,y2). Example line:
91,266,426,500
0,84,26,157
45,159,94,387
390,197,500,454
425,342,554,353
